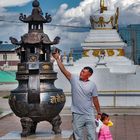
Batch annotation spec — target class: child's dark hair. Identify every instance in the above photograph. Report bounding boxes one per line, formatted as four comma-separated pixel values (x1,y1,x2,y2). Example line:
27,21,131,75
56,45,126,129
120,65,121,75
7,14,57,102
83,66,93,74
100,113,109,122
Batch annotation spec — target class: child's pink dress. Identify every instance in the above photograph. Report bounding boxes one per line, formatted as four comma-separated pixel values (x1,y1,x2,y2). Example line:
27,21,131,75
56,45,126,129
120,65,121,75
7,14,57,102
98,124,113,140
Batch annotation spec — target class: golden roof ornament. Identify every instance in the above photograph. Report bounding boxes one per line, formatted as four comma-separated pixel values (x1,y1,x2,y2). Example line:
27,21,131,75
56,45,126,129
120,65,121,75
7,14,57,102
89,0,119,30
69,50,73,57
100,0,107,13
64,52,66,56
115,7,119,30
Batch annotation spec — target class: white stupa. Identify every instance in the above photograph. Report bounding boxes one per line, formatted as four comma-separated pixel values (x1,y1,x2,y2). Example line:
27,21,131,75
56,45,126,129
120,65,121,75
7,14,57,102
76,0,136,74
54,0,140,108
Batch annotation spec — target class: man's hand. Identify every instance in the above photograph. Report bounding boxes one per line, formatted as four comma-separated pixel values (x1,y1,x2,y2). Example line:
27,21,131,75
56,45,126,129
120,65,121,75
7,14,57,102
96,113,102,120
52,50,60,60
51,49,71,80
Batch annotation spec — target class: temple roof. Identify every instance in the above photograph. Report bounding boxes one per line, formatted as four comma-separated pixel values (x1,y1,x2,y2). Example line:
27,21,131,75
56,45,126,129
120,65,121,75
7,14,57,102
0,43,17,52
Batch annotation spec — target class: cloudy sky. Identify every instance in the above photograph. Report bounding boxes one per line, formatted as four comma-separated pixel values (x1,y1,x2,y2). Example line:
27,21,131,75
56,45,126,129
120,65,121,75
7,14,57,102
0,0,140,52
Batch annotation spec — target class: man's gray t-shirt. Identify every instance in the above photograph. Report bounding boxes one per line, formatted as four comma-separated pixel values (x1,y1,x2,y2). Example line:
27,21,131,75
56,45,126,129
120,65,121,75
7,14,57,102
70,74,98,115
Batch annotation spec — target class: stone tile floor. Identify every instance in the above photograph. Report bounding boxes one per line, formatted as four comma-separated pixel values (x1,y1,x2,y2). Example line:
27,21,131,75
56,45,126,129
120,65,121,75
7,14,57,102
0,87,140,140
0,114,140,140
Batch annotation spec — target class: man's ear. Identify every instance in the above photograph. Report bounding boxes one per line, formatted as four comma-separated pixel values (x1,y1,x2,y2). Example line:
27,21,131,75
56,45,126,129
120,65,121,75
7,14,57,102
89,72,92,77
88,74,91,78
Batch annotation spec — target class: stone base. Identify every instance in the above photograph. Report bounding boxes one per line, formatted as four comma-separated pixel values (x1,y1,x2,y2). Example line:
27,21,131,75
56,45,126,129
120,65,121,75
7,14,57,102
0,130,73,140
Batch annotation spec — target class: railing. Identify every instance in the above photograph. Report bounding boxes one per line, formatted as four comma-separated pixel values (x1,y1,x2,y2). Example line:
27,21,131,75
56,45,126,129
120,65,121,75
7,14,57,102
64,90,140,107
99,90,140,107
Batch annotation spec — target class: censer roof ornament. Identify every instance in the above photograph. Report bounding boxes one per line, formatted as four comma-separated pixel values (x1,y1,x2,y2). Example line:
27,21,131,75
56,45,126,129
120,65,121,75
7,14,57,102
19,0,52,23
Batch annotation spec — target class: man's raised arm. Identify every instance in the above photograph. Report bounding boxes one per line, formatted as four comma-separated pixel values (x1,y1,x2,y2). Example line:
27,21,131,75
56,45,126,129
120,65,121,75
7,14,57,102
52,51,71,80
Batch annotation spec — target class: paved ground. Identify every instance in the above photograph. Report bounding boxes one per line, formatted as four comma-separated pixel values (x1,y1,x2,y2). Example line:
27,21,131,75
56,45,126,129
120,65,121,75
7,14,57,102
0,85,140,140
0,114,140,140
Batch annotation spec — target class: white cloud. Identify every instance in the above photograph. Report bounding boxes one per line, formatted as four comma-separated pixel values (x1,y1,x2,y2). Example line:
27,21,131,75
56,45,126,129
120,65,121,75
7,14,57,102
43,24,88,53
0,0,32,42
50,0,140,51
53,0,140,26
0,0,32,7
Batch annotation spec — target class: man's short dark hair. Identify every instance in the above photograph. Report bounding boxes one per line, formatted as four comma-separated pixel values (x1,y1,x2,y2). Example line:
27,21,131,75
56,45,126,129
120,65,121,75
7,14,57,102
83,66,93,75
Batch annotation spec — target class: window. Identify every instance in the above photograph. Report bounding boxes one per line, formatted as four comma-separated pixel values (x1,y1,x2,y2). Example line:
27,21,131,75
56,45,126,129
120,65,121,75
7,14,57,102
3,54,7,61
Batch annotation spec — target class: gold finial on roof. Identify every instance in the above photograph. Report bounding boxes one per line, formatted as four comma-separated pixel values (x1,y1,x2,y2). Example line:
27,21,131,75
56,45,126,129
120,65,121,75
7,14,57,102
100,0,107,13
64,52,66,56
115,7,119,30
69,51,73,57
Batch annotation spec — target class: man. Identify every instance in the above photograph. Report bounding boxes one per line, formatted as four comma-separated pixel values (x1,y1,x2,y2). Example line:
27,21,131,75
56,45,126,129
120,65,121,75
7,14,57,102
52,51,101,140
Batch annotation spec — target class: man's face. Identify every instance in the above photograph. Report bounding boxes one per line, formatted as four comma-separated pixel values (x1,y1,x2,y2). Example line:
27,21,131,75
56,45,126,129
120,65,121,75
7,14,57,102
79,68,92,81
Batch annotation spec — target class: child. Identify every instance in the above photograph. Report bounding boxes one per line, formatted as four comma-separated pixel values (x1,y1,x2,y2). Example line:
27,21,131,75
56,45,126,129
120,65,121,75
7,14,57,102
97,113,113,140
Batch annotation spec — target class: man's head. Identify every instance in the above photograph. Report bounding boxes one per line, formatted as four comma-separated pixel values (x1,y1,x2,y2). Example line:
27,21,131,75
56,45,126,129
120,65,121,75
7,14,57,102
79,66,93,81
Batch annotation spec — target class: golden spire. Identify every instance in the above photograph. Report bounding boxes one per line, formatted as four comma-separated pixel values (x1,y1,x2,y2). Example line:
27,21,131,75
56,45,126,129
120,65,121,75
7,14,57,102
100,0,107,13
69,51,73,57
64,52,66,56
115,7,119,30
